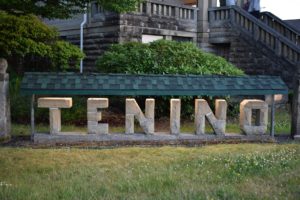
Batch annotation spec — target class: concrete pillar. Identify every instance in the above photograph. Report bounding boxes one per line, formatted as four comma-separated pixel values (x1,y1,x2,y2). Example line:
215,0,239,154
198,0,218,44
195,99,227,135
198,0,210,43
292,63,300,140
38,98,72,134
87,98,109,134
219,0,226,7
237,0,246,7
240,100,268,135
0,58,10,140
125,98,155,134
209,0,218,7
170,99,181,135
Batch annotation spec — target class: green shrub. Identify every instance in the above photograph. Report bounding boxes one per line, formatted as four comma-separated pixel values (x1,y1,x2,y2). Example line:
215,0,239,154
96,40,244,118
96,40,243,75
0,11,84,72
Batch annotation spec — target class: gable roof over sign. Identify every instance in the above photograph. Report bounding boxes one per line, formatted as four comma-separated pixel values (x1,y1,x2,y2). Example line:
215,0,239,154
20,73,288,96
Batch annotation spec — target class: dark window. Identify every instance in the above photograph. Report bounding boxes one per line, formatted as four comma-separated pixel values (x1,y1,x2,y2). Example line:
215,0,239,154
91,2,104,17
172,36,193,42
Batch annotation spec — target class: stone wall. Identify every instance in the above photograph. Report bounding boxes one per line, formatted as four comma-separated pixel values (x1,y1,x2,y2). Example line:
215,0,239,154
45,1,198,70
45,13,121,71
119,12,197,43
207,6,299,89
205,30,296,88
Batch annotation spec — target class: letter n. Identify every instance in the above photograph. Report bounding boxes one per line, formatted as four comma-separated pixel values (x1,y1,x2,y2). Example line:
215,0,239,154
195,99,227,135
125,99,155,134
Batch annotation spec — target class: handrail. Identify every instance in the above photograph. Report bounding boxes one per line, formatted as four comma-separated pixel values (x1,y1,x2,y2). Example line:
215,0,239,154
209,6,300,65
136,0,198,21
261,12,300,46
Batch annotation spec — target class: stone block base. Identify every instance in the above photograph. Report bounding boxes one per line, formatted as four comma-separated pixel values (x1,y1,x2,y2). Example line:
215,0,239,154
33,133,275,146
294,135,300,141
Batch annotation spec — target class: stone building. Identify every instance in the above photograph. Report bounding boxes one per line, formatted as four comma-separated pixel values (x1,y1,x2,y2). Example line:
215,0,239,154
45,0,300,88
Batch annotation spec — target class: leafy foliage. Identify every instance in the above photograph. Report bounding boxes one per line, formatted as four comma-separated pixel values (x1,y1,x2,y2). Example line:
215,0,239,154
0,11,56,57
50,41,85,71
0,0,144,19
96,40,244,118
96,40,244,76
0,11,84,71
97,0,144,13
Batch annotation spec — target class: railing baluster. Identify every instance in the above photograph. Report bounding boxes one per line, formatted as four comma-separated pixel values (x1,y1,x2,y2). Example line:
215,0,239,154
209,7,299,64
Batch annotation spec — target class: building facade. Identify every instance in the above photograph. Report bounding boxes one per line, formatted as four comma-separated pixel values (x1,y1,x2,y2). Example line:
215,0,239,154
46,0,300,88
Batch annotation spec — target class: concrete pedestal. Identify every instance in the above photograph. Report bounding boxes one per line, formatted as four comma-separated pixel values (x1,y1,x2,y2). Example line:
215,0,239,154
0,58,10,140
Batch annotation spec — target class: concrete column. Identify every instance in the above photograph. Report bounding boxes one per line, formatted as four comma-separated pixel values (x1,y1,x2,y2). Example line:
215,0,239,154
209,0,218,7
170,99,181,135
237,0,246,7
0,58,10,140
219,0,226,7
146,1,152,15
38,98,72,135
87,98,109,134
292,63,300,140
198,0,217,44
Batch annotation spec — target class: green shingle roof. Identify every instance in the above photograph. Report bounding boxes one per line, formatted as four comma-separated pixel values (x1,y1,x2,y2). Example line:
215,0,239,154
20,73,288,96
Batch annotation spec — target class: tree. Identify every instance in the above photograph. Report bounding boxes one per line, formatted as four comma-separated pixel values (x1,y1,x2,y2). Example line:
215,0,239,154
0,0,144,19
0,11,84,72
0,0,143,71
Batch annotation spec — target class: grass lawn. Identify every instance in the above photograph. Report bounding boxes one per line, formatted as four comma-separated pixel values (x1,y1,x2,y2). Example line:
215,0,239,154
0,144,299,199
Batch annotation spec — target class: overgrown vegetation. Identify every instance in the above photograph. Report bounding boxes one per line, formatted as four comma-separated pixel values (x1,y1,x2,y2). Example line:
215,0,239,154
96,40,244,118
0,144,299,199
96,40,243,75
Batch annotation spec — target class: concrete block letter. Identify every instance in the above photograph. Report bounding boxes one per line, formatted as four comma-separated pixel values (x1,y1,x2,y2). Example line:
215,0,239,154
87,98,109,134
38,98,72,134
240,100,268,135
170,99,181,135
125,98,155,134
195,99,227,135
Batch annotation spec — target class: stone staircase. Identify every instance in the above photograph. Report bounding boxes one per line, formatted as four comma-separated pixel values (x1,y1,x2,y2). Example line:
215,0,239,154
208,6,300,88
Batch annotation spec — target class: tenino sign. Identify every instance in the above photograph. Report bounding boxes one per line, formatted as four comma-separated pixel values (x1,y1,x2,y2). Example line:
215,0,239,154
38,97,268,135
